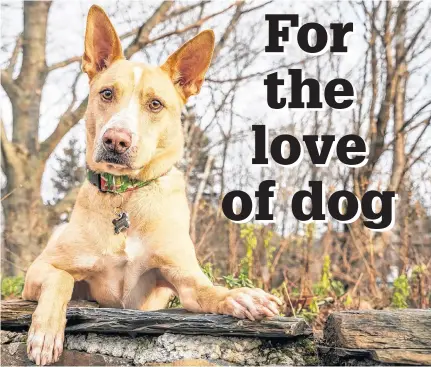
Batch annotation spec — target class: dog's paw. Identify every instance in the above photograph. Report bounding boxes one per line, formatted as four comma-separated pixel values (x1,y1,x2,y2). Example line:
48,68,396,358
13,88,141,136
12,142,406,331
27,312,66,366
217,287,283,321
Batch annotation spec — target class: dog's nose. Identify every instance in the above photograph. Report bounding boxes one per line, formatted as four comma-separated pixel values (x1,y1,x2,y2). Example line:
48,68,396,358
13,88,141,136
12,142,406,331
102,128,132,154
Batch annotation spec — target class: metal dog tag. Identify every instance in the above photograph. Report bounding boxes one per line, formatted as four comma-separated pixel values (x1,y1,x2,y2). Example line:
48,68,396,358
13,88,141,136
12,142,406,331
112,212,130,234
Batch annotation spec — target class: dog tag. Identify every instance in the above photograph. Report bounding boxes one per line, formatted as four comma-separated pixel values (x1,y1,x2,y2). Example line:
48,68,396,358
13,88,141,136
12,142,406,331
112,212,130,234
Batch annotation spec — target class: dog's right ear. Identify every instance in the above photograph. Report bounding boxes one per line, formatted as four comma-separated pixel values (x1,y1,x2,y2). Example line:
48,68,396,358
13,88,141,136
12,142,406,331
82,5,124,80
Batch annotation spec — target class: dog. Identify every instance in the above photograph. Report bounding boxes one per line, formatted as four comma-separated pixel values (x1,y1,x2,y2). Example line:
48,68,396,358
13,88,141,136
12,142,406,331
22,5,282,366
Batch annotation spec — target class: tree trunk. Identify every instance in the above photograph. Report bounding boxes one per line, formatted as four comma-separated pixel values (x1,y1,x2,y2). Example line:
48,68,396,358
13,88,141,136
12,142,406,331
1,2,51,276
2,157,49,275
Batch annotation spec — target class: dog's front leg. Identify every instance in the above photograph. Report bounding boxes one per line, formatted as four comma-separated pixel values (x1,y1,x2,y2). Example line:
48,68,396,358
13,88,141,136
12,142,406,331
22,260,74,365
157,237,282,320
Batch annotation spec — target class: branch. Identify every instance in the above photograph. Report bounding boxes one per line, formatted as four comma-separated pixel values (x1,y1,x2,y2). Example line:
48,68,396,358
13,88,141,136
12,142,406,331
382,117,430,153
401,100,431,132
47,1,241,71
39,97,88,161
402,145,431,181
190,155,214,243
404,116,431,161
136,2,239,50
213,1,245,59
0,117,20,172
0,33,23,104
1,69,20,101
168,1,211,18
241,0,272,14
206,57,319,84
47,2,209,72
360,1,384,44
124,1,174,59
400,8,431,64
7,33,23,74
1,118,9,172
46,56,82,72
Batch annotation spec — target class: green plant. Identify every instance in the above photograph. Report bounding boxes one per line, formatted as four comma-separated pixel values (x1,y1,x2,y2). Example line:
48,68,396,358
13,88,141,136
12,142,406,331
314,255,332,296
167,294,181,308
201,262,215,282
263,228,276,270
300,297,319,322
239,223,258,276
330,280,346,298
223,272,254,289
411,264,427,279
313,255,345,298
1,276,24,299
391,274,410,308
344,294,353,307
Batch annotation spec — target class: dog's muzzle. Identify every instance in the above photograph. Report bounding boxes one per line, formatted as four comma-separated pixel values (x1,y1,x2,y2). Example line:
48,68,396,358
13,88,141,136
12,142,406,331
102,128,132,154
94,127,135,167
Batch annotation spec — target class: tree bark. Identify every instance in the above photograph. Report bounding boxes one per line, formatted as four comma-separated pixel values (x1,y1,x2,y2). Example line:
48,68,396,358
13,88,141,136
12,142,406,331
2,2,52,275
2,156,48,275
13,2,51,150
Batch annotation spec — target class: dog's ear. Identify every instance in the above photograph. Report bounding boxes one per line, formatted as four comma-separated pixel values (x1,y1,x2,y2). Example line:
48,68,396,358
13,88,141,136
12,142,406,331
161,30,215,100
82,5,124,79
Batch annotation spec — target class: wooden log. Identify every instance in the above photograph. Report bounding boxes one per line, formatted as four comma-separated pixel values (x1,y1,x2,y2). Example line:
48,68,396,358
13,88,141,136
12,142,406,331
322,310,431,365
1,300,312,339
324,310,431,349
318,346,431,366
371,348,431,365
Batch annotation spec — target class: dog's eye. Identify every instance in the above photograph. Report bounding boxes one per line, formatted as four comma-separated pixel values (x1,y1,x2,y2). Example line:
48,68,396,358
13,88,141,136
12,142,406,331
149,99,163,112
100,89,113,101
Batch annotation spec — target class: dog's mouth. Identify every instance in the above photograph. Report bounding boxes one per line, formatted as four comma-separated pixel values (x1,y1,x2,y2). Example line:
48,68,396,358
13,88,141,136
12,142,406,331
95,150,132,168
92,143,151,174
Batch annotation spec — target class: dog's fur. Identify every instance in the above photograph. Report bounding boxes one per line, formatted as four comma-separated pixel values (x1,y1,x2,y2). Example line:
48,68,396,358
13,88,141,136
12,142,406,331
22,6,281,365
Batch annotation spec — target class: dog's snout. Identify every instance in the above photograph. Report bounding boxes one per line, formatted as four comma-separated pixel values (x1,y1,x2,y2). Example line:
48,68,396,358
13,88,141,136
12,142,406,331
102,128,132,154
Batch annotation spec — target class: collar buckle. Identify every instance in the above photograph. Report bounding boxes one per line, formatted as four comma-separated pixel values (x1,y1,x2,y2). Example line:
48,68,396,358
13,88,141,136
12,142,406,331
87,170,106,192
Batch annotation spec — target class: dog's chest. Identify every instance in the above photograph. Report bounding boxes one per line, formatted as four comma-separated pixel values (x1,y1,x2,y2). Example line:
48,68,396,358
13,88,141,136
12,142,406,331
87,235,152,308
123,235,147,262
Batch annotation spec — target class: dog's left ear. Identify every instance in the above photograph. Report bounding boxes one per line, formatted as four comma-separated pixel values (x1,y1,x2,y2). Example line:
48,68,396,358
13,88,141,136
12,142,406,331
82,5,124,80
162,30,215,100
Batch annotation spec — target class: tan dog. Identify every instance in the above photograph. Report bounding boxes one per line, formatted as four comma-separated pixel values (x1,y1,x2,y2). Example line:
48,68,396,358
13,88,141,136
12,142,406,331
22,6,282,366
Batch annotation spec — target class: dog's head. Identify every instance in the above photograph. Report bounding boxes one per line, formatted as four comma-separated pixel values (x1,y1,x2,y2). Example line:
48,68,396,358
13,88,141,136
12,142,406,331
82,5,214,178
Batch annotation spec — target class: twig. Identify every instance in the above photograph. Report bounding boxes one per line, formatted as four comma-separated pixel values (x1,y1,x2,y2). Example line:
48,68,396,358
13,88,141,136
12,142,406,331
1,185,22,202
1,257,26,273
351,272,364,297
283,282,296,318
